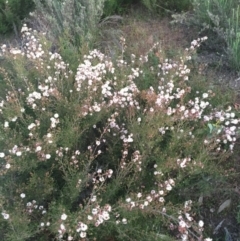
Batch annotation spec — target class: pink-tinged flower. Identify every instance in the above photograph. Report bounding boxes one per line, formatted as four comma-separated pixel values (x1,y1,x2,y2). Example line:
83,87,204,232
102,211,110,220
179,220,186,228
60,223,65,230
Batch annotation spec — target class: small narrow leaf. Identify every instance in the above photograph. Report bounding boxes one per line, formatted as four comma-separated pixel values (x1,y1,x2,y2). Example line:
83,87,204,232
198,195,203,205
217,199,231,213
207,123,213,133
213,219,225,234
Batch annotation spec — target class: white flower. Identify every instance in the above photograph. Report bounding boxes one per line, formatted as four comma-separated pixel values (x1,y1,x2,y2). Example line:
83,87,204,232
91,195,97,202
179,220,186,228
122,218,127,224
80,223,88,231
26,202,32,207
10,49,21,55
60,223,65,230
20,193,26,198
230,126,236,132
87,215,93,220
102,211,110,220
45,154,51,159
99,176,105,182
124,137,133,143
159,197,165,202
198,220,204,227
12,117,18,122
202,93,208,99
16,151,22,156
5,163,10,169
40,222,44,227
96,140,100,146
231,119,238,124
61,213,67,220
4,122,9,128
21,25,28,32
0,152,5,158
166,184,172,191
54,113,59,118
2,212,9,219
159,190,164,195
92,208,98,215
28,123,36,130
137,193,142,198
169,179,175,186
80,232,86,238
35,146,42,152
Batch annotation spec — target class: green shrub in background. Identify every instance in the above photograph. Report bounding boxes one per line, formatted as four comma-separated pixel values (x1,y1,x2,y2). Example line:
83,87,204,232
190,0,240,70
102,0,138,17
0,0,35,34
0,0,193,36
141,0,192,13
32,0,105,45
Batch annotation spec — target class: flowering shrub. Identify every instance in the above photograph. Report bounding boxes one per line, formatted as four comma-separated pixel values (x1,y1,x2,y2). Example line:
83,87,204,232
0,25,239,241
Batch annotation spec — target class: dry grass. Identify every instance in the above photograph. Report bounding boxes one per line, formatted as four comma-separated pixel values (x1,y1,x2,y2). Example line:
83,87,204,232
121,16,189,57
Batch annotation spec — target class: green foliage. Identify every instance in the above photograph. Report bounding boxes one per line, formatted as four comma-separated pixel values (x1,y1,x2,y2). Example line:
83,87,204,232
103,0,137,16
31,0,105,48
0,0,35,34
191,0,240,70
141,0,192,14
